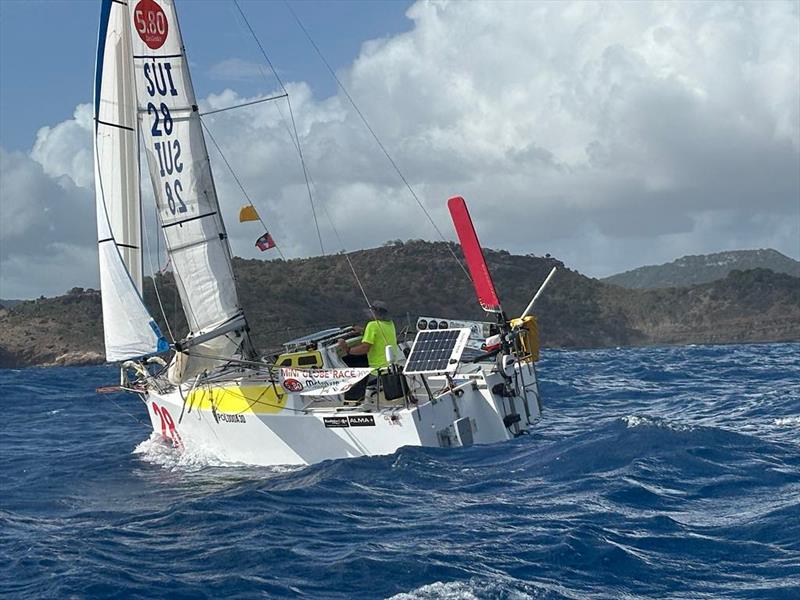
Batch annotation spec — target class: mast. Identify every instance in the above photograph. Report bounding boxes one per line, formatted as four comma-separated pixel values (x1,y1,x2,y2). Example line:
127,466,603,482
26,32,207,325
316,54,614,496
94,0,168,362
126,0,251,367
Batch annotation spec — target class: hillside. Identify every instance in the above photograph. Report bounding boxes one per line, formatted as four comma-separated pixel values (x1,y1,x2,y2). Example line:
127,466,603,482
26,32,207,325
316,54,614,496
602,249,800,289
1,241,798,367
0,299,23,309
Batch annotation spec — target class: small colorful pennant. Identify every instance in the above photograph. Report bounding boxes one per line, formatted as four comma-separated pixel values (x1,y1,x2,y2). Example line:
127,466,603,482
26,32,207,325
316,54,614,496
255,232,276,251
239,205,260,223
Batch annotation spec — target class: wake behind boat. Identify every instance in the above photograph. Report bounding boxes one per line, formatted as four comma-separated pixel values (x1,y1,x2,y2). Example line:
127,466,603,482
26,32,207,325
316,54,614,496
94,0,555,466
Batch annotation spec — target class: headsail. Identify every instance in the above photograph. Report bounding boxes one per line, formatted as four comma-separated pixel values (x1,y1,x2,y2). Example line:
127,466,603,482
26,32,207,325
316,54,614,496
94,0,168,362
127,0,248,361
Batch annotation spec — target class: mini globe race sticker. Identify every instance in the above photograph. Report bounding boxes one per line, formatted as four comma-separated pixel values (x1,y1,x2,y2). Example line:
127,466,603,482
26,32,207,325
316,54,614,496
133,0,169,50
279,368,372,396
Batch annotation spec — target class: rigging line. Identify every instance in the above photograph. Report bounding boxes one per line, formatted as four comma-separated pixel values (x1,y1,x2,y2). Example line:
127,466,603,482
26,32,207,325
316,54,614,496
270,115,377,315
184,349,277,371
199,93,288,117
137,128,175,341
105,392,150,428
232,0,325,257
282,0,471,282
232,1,287,95
224,1,371,317
200,118,286,260
141,202,175,342
229,0,376,322
286,95,325,256
196,380,311,415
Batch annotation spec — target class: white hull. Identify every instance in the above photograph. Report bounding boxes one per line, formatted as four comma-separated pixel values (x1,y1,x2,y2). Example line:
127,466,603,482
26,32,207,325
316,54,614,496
143,367,541,466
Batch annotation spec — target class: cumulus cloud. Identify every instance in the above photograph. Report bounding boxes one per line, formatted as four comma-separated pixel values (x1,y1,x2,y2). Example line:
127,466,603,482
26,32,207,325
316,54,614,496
30,104,94,188
0,146,97,298
1,0,798,299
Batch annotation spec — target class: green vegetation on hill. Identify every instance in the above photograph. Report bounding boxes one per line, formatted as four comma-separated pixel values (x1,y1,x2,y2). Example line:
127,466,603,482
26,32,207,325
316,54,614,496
1,241,798,368
603,249,800,289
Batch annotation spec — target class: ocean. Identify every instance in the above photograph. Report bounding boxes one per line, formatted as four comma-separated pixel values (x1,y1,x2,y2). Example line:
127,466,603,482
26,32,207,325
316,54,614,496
1,343,798,599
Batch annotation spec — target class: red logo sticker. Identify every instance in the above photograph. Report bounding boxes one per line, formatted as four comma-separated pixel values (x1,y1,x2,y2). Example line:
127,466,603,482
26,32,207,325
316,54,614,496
133,0,169,50
283,379,303,392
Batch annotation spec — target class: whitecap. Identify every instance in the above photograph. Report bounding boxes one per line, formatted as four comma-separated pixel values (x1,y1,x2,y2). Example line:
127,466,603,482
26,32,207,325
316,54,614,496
387,581,481,600
622,415,693,431
623,415,654,428
387,580,538,600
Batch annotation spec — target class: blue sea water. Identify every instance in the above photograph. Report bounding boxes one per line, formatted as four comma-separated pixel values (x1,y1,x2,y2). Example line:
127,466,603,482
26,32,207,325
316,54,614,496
1,343,798,599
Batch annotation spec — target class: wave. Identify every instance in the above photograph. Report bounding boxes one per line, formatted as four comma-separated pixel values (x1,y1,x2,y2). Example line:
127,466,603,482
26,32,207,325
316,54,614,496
2,343,799,599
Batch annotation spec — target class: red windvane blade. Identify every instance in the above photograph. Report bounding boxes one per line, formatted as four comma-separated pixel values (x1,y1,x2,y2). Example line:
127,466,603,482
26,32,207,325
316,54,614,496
448,196,502,313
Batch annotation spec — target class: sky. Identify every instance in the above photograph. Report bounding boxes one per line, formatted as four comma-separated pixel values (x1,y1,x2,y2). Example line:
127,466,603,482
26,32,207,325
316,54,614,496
0,0,798,299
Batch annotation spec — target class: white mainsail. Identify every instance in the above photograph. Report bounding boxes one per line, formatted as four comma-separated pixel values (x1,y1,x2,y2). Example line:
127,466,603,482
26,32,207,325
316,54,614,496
94,0,168,362
127,0,247,359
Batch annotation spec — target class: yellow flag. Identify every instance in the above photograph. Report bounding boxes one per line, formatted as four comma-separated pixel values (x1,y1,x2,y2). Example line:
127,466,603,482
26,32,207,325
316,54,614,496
239,205,260,223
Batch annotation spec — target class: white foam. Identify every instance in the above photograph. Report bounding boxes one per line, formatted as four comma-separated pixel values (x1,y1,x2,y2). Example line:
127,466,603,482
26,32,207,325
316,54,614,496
387,580,537,600
133,433,239,472
623,415,654,428
774,416,800,427
387,581,481,600
132,433,305,475
622,415,693,431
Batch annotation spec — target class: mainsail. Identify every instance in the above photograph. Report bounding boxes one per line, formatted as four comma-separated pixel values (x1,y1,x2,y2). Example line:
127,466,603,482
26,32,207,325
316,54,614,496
127,0,248,362
94,0,168,362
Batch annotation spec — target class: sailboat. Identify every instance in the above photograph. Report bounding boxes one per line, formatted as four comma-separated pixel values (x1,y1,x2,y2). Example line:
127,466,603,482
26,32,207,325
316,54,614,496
94,0,554,466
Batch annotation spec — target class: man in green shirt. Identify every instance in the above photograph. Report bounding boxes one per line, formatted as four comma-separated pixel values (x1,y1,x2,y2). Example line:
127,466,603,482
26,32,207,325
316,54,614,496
338,301,399,371
338,301,399,401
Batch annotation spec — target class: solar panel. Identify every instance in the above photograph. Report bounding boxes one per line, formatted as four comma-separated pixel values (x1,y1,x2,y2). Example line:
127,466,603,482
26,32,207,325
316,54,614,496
403,328,472,375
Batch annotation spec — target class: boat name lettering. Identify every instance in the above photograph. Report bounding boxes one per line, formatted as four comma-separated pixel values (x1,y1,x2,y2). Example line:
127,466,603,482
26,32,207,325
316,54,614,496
323,416,349,428
217,413,247,424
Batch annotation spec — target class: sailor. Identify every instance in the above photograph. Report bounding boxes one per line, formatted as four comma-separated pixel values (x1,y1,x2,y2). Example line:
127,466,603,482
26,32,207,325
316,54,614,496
338,301,399,401
338,301,398,371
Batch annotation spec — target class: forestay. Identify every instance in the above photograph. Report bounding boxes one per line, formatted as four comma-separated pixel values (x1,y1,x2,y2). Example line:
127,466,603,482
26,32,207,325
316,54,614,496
94,0,168,362
127,0,246,349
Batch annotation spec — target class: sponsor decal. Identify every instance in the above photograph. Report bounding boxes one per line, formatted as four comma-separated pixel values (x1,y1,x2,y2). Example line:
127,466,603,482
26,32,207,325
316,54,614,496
217,413,247,424
282,378,303,392
322,415,377,428
323,416,350,428
133,0,169,50
280,368,371,396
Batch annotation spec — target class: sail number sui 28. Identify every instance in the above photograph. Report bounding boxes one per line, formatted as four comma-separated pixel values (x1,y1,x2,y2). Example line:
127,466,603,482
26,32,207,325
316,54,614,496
144,60,186,216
